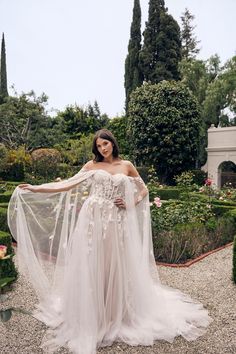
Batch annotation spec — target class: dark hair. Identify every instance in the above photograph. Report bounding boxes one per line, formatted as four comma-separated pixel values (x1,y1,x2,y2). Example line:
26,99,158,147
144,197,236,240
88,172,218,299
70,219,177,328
92,129,119,162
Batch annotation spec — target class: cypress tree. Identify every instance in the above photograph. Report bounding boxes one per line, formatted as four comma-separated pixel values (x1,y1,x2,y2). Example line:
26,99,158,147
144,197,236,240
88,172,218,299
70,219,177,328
140,0,181,83
181,8,200,60
124,0,143,111
0,33,9,98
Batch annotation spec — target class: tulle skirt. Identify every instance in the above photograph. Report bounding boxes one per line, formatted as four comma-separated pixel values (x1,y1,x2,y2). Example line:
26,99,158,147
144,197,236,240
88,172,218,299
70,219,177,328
33,197,211,354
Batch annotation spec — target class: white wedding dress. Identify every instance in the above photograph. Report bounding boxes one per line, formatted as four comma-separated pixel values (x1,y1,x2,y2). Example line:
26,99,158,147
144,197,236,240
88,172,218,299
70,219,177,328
8,169,211,354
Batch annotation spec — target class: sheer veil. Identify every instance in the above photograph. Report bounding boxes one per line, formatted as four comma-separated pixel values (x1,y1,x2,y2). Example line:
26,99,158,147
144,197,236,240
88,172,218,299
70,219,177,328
8,168,211,353
8,169,157,303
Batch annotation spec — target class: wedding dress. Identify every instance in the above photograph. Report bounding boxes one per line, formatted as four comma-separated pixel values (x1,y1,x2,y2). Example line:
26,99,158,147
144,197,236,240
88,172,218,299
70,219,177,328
8,169,211,354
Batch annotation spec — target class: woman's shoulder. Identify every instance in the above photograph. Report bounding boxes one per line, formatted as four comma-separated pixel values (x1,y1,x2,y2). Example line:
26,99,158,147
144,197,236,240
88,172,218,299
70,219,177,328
121,160,139,177
83,160,96,170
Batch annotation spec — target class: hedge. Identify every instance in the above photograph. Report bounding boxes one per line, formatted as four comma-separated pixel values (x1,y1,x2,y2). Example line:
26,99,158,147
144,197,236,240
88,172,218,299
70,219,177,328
151,188,181,200
0,207,9,233
0,192,12,203
211,205,236,217
0,231,18,285
0,203,9,209
211,199,236,207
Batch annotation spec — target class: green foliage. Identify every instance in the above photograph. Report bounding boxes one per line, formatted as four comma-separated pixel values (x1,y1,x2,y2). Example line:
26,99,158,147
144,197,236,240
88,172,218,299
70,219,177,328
136,166,149,183
107,116,129,156
140,0,181,83
147,165,159,185
0,33,8,99
58,102,109,139
174,171,195,188
153,223,207,263
190,169,207,186
211,205,236,217
0,146,32,181
0,90,63,150
203,56,236,127
0,231,14,254
233,235,236,284
128,81,201,182
55,134,94,166
179,55,223,164
149,187,180,201
150,179,236,263
0,143,7,171
0,207,8,232
0,231,17,284
180,8,200,60
151,199,213,233
0,181,19,193
0,192,12,203
31,148,61,181
179,58,210,105
0,203,9,209
124,0,143,110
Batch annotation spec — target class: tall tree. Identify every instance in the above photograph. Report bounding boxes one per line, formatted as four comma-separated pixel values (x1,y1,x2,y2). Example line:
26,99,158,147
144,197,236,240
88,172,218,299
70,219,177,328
124,0,143,111
128,81,201,182
139,0,181,83
180,8,200,60
0,33,8,99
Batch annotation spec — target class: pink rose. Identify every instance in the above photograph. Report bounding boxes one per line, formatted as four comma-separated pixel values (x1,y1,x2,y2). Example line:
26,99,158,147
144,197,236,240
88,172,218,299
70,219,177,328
205,178,213,186
0,245,7,259
154,197,162,208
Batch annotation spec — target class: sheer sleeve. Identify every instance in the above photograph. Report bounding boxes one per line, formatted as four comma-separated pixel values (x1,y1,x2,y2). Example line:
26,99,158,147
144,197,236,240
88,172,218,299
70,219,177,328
132,176,149,205
7,169,95,301
126,175,160,283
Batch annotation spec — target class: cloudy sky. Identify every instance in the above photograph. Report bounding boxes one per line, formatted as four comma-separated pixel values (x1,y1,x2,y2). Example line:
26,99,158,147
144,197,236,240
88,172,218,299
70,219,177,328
0,0,235,117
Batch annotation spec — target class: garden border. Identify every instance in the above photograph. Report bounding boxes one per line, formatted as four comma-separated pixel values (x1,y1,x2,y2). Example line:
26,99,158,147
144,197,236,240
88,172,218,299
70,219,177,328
156,242,233,268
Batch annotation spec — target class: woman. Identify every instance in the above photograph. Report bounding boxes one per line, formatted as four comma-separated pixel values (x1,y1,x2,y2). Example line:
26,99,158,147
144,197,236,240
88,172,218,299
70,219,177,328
8,129,211,354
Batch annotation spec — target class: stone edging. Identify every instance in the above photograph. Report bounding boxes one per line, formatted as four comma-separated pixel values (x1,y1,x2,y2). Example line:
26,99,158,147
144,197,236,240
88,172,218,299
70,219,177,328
156,242,233,268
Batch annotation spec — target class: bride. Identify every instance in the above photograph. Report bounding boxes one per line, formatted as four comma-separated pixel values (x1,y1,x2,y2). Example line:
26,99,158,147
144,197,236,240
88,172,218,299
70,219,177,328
8,129,211,354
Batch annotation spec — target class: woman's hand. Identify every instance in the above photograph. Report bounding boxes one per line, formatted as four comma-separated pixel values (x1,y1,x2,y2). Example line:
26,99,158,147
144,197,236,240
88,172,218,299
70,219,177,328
18,184,36,192
114,197,126,209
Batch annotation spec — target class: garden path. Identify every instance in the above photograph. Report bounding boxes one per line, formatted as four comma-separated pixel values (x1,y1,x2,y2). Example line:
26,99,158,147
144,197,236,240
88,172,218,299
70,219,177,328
0,245,235,354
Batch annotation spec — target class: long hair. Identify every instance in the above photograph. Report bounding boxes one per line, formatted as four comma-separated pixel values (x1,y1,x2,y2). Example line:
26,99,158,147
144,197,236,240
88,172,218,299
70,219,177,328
92,129,119,162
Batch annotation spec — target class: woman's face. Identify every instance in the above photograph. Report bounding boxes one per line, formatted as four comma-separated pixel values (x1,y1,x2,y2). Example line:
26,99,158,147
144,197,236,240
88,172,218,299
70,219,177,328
96,138,113,159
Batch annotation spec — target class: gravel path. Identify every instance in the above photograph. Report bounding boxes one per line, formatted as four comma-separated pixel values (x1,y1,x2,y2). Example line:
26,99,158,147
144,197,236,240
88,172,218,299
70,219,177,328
0,245,235,354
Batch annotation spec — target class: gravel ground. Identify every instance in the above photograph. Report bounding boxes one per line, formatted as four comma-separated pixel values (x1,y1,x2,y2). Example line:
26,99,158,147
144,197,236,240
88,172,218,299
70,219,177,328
0,245,235,354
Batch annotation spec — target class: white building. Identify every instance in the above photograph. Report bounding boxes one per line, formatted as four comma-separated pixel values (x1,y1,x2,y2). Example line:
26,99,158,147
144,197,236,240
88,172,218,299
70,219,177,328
203,125,236,187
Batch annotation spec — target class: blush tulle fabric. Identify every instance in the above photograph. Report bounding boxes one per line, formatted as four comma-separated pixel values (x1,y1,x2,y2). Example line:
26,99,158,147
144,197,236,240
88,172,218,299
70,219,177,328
8,169,211,354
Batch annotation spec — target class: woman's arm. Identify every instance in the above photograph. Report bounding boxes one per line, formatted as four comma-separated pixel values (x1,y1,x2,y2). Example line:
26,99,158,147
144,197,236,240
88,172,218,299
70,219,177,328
18,161,95,193
127,161,148,205
18,184,71,193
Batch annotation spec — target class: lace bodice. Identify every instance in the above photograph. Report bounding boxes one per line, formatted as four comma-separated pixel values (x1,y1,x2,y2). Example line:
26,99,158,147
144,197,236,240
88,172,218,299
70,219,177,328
89,170,126,202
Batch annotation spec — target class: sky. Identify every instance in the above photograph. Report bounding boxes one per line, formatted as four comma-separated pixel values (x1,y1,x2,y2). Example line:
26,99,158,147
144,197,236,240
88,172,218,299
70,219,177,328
0,0,235,118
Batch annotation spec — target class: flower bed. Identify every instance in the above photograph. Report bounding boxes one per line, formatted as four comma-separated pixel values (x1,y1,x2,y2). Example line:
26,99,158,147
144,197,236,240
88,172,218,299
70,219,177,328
149,173,236,264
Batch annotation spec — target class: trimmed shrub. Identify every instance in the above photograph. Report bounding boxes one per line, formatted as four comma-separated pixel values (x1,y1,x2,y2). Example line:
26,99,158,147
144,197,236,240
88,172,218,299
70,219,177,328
190,169,207,186
211,199,236,207
128,81,201,183
0,207,8,232
0,162,25,181
151,188,181,201
211,205,236,217
0,231,17,283
31,148,61,181
0,192,12,203
0,203,9,209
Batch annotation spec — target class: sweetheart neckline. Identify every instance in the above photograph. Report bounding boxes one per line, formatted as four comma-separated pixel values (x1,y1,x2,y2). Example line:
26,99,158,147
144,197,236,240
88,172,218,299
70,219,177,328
91,169,129,178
